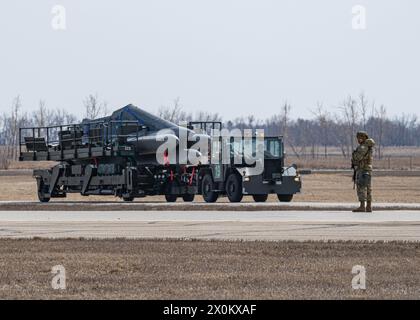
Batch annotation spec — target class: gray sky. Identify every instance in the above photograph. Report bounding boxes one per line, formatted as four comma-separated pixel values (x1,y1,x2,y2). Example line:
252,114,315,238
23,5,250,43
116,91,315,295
0,0,419,119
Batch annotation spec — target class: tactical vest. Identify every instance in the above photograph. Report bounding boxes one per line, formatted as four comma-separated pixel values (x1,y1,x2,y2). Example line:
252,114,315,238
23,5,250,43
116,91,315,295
353,142,373,171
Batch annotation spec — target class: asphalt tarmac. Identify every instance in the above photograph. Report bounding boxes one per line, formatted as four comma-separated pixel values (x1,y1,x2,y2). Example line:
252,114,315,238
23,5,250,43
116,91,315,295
1,209,420,241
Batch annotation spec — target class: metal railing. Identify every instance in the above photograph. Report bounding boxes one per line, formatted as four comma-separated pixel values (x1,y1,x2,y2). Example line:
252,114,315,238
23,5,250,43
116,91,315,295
19,120,142,160
188,121,222,136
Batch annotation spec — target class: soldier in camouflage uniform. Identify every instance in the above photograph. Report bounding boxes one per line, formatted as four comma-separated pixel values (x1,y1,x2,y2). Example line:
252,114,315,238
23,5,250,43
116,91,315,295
351,131,375,212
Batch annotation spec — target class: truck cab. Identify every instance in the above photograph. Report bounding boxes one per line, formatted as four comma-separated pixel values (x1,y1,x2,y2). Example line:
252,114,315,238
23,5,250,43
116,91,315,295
239,136,301,202
188,121,302,203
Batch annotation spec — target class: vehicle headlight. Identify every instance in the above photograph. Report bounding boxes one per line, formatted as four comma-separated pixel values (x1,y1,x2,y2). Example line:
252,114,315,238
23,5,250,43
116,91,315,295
294,176,301,182
244,176,250,182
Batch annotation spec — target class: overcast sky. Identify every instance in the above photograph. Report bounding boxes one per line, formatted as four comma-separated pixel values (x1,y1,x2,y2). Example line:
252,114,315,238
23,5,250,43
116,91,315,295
0,0,419,120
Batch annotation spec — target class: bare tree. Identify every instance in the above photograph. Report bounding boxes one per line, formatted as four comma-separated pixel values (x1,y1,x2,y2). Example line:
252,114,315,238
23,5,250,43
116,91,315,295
247,115,255,129
340,95,359,154
34,100,47,127
158,97,184,123
376,105,386,159
169,97,182,123
9,96,22,160
52,108,77,125
0,113,10,169
369,99,376,139
195,111,221,122
312,102,330,158
333,113,349,157
359,92,368,131
281,102,291,139
280,102,300,158
84,94,107,119
158,98,222,124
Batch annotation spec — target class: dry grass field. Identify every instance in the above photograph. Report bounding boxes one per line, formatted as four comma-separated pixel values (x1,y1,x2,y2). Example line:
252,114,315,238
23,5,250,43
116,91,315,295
285,146,420,170
4,146,420,170
292,156,420,170
0,239,419,299
1,171,419,203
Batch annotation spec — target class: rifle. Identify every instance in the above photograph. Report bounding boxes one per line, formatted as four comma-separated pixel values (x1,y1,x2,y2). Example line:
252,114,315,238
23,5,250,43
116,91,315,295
351,163,357,189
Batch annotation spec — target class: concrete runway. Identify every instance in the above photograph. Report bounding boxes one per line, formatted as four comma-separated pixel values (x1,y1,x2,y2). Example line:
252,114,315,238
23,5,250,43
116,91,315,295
1,210,420,241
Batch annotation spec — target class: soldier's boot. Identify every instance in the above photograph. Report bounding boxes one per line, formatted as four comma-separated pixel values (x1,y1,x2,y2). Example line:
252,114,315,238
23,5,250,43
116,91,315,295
352,201,366,212
366,201,372,212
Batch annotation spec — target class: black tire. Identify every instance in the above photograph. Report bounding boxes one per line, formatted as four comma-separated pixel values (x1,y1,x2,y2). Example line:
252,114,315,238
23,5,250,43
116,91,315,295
252,194,268,202
226,173,243,203
123,196,134,202
38,193,50,203
182,194,195,202
37,179,50,203
277,194,293,202
201,174,218,203
165,194,178,202
165,180,179,202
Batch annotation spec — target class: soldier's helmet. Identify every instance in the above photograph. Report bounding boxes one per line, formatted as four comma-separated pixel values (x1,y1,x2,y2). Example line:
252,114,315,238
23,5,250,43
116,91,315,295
356,131,369,139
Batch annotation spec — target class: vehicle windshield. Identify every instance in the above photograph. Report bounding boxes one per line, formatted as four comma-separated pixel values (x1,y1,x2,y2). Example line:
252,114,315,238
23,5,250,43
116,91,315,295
229,137,282,159
264,138,281,159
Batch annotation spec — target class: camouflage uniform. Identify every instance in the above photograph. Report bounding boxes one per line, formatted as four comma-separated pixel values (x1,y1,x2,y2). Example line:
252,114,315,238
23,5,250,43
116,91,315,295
352,132,375,207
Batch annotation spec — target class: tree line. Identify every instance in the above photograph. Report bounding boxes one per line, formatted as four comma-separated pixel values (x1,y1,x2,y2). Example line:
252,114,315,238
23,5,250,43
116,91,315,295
158,94,420,159
1,93,419,168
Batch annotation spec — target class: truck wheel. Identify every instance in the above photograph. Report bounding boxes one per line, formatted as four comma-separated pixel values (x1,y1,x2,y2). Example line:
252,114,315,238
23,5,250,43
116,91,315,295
252,194,268,202
165,194,178,202
37,179,50,203
277,194,293,202
182,194,195,202
202,174,218,203
226,174,243,202
165,180,179,202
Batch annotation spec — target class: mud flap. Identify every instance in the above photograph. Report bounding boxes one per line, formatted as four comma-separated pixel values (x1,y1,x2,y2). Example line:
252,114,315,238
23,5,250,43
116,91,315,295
126,167,138,192
48,165,65,195
81,165,97,195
